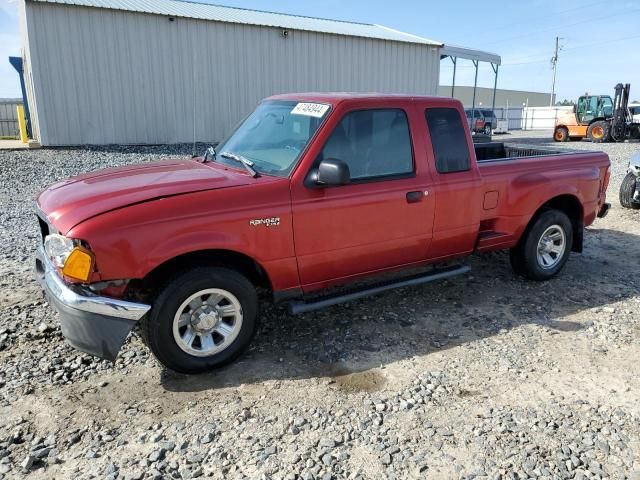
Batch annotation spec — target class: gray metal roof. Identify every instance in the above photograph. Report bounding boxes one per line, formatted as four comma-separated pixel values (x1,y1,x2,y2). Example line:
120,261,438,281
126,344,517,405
441,45,501,65
28,0,443,46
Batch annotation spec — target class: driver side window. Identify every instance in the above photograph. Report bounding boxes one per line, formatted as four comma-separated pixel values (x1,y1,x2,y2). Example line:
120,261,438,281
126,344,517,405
318,109,414,181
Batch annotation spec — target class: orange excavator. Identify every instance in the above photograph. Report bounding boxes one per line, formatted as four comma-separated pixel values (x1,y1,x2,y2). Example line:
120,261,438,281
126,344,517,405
554,83,640,143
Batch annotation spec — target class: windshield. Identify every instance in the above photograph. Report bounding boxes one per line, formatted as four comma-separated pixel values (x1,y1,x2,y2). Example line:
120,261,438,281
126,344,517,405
214,100,331,177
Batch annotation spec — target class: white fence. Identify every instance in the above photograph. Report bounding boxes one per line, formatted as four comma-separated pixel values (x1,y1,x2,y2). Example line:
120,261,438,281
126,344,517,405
520,106,572,130
0,99,22,138
468,106,573,131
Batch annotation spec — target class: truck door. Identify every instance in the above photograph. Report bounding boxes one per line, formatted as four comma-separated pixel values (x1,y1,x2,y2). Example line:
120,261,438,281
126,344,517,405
423,107,482,259
290,104,435,290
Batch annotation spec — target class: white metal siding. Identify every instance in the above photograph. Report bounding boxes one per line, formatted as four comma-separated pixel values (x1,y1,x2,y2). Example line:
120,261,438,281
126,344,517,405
20,0,42,142
25,2,440,146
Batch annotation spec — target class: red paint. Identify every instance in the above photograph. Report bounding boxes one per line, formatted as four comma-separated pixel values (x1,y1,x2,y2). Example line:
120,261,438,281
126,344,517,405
36,94,610,297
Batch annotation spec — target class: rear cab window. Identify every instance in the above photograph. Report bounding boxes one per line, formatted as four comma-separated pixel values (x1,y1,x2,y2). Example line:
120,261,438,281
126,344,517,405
425,108,471,174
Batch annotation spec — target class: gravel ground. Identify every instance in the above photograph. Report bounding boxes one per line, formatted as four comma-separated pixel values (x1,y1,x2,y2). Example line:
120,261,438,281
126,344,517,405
0,132,639,480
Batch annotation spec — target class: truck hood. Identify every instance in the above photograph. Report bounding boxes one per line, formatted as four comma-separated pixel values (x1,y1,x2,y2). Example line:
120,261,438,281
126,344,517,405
37,159,253,233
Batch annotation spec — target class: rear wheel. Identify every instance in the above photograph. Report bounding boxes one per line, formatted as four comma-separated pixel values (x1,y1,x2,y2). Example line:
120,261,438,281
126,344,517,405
620,172,640,209
142,267,258,373
554,126,569,142
510,209,573,281
587,121,610,143
484,123,492,135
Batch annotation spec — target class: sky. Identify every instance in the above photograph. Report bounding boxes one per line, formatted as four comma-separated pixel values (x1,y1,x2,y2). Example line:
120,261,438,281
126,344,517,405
1,0,639,101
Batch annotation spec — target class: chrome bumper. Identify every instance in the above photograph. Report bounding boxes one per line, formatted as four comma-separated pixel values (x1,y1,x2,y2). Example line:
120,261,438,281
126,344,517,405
35,248,151,361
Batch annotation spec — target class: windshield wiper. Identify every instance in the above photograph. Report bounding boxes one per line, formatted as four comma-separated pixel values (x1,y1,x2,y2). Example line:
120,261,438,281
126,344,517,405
219,151,260,178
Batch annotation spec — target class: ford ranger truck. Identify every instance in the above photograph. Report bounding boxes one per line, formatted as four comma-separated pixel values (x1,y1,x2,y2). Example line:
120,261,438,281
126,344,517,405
35,94,611,373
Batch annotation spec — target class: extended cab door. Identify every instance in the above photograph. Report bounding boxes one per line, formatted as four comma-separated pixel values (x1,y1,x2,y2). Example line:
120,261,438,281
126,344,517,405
423,106,483,259
290,102,435,290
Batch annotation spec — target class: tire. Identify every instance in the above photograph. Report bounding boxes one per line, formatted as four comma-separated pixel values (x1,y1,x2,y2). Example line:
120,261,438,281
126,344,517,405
509,209,573,281
483,123,492,135
553,126,569,142
142,267,258,373
620,172,640,209
587,121,610,143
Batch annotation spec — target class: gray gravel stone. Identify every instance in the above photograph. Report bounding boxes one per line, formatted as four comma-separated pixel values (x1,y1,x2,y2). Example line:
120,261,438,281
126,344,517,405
0,138,638,479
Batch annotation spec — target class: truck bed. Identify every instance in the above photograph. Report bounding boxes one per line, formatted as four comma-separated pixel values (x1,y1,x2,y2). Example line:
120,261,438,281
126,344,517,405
474,142,568,162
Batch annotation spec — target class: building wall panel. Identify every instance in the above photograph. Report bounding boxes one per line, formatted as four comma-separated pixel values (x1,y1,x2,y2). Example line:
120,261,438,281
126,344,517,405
25,2,440,145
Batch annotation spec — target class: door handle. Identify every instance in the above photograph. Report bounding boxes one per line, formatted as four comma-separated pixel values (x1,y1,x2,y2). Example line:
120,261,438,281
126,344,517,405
406,191,424,203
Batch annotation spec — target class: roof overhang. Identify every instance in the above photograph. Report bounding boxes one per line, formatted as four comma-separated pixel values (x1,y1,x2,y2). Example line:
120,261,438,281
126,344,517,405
440,45,501,66
26,0,442,47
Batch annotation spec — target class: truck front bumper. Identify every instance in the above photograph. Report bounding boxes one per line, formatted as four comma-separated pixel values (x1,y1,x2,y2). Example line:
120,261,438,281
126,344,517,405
35,248,151,361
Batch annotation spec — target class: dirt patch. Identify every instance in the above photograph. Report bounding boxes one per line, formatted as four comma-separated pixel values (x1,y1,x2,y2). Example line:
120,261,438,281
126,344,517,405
330,368,387,393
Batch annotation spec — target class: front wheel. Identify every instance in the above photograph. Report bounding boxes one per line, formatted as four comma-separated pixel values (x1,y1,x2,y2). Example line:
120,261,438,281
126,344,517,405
142,267,258,373
620,172,640,209
553,126,569,142
484,123,492,135
587,121,610,143
510,209,573,281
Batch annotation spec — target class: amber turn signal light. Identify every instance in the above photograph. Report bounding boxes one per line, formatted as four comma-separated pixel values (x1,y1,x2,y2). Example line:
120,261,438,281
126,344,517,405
62,247,95,282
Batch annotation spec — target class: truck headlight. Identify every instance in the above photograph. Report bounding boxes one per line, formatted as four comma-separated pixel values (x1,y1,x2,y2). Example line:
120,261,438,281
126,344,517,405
44,234,75,267
44,234,95,282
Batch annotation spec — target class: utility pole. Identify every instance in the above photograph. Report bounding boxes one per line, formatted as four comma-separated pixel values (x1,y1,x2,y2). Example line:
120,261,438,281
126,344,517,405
550,36,561,106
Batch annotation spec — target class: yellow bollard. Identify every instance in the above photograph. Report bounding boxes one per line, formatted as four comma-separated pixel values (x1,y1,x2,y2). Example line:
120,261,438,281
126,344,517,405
17,104,28,143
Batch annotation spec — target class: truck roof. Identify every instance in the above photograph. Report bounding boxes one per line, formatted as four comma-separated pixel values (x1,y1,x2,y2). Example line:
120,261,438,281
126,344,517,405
267,92,462,107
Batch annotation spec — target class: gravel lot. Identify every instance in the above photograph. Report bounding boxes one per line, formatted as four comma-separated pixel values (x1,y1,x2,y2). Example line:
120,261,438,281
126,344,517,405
0,131,639,480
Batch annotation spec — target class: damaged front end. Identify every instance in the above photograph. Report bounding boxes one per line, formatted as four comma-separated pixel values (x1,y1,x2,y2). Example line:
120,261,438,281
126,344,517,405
35,247,151,361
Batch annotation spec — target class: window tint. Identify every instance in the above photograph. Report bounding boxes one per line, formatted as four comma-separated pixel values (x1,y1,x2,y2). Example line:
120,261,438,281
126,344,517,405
318,109,413,180
425,108,471,174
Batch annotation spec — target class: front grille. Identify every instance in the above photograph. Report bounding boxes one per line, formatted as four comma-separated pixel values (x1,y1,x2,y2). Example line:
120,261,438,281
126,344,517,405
36,211,54,244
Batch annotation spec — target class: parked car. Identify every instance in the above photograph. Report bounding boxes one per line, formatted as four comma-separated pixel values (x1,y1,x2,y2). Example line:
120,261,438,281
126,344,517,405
35,93,611,373
620,153,640,209
464,108,485,133
629,104,640,124
481,109,498,131
465,108,494,135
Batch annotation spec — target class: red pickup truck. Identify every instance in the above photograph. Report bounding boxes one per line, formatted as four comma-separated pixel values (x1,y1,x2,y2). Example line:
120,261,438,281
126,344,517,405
35,94,610,373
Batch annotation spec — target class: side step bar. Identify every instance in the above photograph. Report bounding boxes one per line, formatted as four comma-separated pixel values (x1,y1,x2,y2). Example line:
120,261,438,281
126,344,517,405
288,265,470,315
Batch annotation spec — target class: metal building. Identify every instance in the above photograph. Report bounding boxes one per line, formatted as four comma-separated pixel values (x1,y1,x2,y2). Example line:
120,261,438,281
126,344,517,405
437,86,554,109
17,0,500,146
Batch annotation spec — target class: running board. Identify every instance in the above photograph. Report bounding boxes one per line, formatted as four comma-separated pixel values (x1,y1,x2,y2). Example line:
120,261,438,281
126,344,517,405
287,265,470,315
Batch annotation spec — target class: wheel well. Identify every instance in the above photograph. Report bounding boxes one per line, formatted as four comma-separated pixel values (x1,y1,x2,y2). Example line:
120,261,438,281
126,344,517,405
588,118,609,126
131,250,272,300
532,195,584,252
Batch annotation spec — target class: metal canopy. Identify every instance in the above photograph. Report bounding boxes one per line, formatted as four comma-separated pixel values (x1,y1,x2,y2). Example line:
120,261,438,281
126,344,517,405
440,44,502,132
440,45,501,66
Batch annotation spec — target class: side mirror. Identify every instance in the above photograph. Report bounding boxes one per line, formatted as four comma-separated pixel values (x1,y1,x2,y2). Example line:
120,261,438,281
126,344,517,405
312,159,351,187
203,146,216,162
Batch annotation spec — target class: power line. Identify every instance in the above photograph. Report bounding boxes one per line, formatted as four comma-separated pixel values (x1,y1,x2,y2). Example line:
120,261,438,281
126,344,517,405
439,33,640,70
490,0,604,30
484,8,638,46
